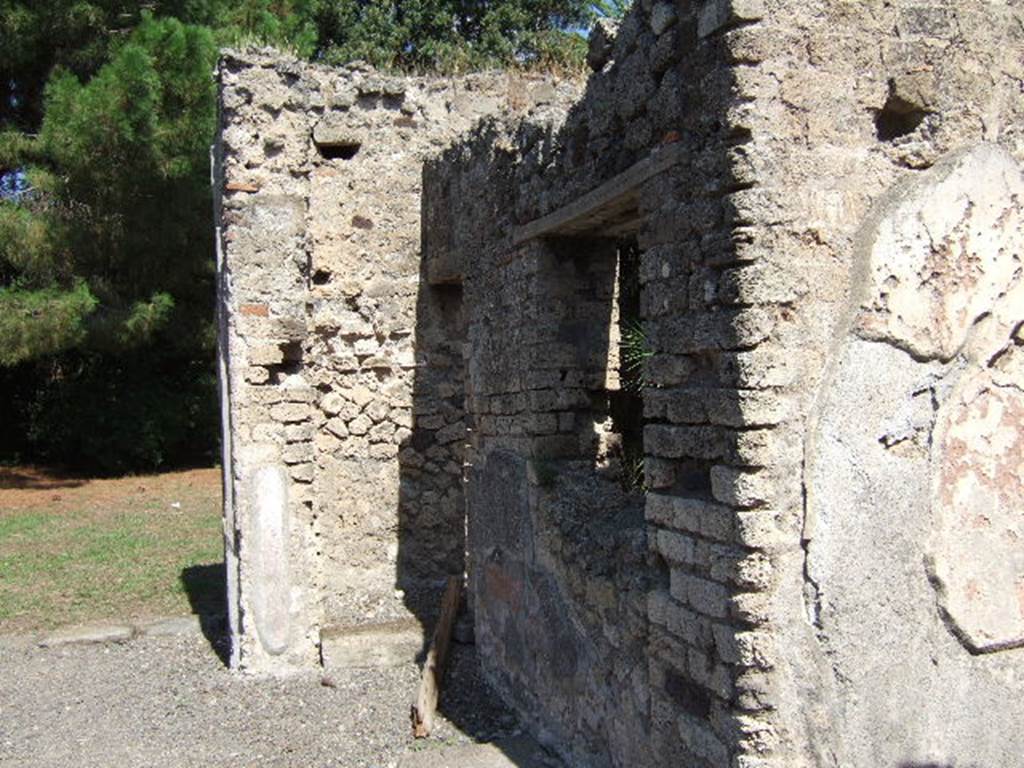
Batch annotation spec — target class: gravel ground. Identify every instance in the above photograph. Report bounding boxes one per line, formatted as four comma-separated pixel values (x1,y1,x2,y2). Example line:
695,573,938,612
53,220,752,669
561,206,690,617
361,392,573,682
0,627,522,768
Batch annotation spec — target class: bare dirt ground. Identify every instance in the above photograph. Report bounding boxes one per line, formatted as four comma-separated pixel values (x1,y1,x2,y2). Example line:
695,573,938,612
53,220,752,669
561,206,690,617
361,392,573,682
0,468,531,767
0,465,221,511
0,626,520,768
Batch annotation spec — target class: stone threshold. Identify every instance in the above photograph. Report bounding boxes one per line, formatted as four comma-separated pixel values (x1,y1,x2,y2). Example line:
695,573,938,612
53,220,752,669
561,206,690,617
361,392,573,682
398,733,563,768
32,614,217,648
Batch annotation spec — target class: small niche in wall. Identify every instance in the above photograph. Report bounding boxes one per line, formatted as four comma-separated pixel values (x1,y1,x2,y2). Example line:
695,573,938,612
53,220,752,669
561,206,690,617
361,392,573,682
315,141,361,160
874,85,929,142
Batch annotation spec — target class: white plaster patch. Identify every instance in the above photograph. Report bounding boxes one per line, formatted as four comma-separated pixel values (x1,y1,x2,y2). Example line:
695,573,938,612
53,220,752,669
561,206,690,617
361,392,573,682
249,465,292,656
857,144,1024,361
929,363,1024,653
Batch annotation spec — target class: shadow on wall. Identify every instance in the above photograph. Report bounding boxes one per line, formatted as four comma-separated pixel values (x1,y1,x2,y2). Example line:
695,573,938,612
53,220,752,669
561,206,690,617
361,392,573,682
392,117,526,632
392,112,657,766
180,562,231,667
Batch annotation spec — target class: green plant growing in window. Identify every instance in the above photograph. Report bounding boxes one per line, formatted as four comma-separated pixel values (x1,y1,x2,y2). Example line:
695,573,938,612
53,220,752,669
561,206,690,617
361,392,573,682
622,446,646,493
620,318,652,393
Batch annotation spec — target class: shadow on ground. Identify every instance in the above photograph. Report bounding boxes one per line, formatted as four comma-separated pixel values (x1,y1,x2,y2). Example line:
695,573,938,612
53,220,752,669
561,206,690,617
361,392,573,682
180,562,231,667
0,466,87,491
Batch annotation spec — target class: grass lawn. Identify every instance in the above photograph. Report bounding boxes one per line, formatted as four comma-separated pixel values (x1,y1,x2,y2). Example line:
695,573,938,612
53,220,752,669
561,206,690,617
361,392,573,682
0,466,224,633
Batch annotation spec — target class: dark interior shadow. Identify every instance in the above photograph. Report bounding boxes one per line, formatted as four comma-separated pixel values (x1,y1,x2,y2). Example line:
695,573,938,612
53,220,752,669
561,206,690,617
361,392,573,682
180,562,231,667
0,466,87,490
392,0,764,764
398,114,652,765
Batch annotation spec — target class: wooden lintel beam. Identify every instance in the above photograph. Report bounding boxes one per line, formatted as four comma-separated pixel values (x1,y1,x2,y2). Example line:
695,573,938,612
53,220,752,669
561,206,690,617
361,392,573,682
512,142,684,244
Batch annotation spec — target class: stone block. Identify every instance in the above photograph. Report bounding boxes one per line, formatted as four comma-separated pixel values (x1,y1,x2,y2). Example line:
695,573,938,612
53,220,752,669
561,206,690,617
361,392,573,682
670,570,732,619
687,646,734,701
645,457,677,488
707,545,772,590
269,402,308,424
588,18,619,71
247,465,292,656
282,441,313,464
710,390,793,428
645,424,727,460
647,494,737,543
650,2,677,35
732,509,783,550
135,616,204,638
718,261,801,306
728,428,800,468
312,114,363,149
644,353,698,387
710,465,773,508
729,593,770,626
349,414,372,435
239,302,269,317
320,392,344,416
713,627,773,670
282,386,315,403
320,620,425,669
39,623,134,648
244,366,270,384
733,668,774,712
716,349,797,388
248,343,286,366
655,529,699,565
697,0,765,39
650,27,681,74
289,462,314,482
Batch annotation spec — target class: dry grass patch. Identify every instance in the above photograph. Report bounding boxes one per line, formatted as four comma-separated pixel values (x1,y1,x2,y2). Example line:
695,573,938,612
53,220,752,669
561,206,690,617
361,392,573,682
0,466,223,633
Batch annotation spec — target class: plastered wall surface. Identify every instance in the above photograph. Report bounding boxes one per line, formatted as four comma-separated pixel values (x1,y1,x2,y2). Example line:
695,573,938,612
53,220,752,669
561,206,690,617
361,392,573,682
217,0,1024,764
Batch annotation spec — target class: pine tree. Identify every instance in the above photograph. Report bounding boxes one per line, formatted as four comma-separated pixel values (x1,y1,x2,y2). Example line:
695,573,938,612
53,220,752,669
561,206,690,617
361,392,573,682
0,14,221,470
0,0,594,471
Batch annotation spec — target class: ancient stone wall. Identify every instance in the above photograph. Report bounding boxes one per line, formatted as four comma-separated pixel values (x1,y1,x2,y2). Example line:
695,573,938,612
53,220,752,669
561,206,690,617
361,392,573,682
737,3,1024,766
214,49,578,673
423,1,1024,766
424,0,792,763
217,0,1023,763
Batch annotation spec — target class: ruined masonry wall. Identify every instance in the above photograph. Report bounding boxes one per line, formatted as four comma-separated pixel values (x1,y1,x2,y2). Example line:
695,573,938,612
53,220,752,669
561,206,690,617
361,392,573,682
429,0,793,763
734,3,1024,766
217,0,1024,763
215,49,579,673
427,0,1024,767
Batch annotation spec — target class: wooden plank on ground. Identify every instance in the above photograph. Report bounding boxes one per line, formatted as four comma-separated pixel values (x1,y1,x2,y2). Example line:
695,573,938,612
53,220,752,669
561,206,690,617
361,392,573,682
411,575,462,738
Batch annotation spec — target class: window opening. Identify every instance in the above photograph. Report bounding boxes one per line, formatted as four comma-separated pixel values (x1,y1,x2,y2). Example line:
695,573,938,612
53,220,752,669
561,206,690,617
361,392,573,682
610,239,647,492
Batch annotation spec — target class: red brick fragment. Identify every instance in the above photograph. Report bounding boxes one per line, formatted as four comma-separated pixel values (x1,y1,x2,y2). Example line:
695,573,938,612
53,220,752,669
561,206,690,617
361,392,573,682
239,303,269,317
225,181,260,193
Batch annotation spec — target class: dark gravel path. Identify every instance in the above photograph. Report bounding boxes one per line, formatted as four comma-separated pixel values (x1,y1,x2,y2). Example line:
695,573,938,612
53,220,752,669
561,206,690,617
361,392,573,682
0,628,519,768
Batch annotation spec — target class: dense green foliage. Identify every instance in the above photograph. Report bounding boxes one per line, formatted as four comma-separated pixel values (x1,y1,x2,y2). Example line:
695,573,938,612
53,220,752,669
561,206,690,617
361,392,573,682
0,0,594,473
0,10,221,472
311,0,589,70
